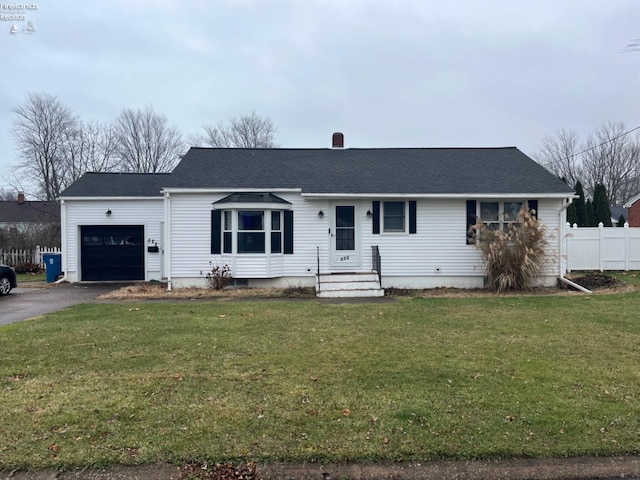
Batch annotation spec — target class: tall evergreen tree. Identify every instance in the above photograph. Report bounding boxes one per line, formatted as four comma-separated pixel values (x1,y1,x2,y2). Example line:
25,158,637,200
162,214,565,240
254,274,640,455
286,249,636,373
585,199,595,226
573,181,588,226
593,184,612,227
567,203,578,226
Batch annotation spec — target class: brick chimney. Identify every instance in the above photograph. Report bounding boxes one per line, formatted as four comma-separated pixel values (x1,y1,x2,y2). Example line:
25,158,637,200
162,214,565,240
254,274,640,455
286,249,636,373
17,192,25,205
332,132,344,149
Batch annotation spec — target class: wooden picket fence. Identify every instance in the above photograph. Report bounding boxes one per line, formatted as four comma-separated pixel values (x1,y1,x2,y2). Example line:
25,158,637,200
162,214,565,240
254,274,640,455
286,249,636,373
0,246,61,268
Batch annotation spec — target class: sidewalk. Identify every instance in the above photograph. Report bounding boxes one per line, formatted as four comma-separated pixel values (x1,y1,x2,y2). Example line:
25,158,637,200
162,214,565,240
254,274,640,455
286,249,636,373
3,456,640,480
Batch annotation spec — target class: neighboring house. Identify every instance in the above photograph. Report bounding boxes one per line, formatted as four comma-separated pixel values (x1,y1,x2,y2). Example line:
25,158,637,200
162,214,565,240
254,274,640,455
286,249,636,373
0,193,61,250
624,194,640,227
610,205,629,226
0,193,60,231
59,134,575,296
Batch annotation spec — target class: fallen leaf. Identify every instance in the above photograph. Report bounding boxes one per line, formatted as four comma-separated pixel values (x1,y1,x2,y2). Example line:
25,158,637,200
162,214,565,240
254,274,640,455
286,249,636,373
471,373,483,379
342,409,351,416
48,444,59,453
310,376,319,382
506,415,516,422
383,437,389,444
174,373,184,381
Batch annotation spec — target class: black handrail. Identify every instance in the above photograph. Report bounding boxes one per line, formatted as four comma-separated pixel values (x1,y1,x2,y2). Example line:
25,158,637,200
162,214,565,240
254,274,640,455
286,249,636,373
372,245,381,288
316,246,321,293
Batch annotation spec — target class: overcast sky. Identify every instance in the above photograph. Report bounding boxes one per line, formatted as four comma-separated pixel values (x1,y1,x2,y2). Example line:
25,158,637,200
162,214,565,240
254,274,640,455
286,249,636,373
1,0,638,194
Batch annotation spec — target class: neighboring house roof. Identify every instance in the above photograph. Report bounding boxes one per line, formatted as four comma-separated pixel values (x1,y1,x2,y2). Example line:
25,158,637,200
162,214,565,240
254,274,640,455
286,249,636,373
59,147,575,198
610,206,628,221
59,173,171,197
624,193,640,208
0,201,60,223
166,147,574,195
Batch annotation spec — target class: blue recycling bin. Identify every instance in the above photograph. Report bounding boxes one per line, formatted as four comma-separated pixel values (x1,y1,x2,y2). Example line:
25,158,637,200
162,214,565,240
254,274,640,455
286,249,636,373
44,253,62,283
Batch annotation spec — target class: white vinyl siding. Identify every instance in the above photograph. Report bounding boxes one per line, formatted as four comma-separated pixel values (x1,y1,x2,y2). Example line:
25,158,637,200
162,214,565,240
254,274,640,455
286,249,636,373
62,194,564,288
167,194,564,288
169,193,328,285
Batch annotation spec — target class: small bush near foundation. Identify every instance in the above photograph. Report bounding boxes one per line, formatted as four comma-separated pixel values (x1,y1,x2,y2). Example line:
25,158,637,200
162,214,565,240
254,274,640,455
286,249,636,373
205,263,232,290
470,205,547,292
14,262,43,274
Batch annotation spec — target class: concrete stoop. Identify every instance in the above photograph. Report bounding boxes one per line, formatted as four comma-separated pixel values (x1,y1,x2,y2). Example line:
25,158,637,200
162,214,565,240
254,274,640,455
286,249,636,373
316,272,384,298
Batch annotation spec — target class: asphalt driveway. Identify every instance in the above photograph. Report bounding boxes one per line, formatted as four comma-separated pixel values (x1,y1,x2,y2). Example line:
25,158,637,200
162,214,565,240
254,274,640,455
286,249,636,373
0,283,124,326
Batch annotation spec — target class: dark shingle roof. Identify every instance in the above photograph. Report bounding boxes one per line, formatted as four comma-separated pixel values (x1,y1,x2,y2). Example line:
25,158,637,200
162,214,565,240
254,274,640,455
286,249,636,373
167,147,574,195
0,201,60,223
59,148,575,198
59,173,171,197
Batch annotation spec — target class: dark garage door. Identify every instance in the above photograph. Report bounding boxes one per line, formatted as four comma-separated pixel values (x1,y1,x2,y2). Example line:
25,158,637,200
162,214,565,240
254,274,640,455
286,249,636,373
81,225,145,281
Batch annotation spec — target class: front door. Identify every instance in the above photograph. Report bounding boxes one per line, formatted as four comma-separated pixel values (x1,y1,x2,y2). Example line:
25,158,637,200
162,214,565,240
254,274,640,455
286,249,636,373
330,204,360,268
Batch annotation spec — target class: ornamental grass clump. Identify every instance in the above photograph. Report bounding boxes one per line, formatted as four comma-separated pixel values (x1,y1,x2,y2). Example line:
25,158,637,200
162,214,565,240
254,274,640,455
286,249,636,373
471,205,548,292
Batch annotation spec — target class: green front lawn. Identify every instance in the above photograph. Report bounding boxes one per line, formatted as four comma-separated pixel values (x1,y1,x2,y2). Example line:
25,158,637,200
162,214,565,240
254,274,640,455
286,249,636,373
16,272,47,283
1,291,640,469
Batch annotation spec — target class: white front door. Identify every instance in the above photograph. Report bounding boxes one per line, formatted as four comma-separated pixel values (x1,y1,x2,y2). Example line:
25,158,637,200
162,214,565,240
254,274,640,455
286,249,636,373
330,203,360,268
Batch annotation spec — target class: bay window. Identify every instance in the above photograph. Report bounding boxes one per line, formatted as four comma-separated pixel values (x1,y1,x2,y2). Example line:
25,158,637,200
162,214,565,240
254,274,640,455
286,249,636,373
211,206,293,255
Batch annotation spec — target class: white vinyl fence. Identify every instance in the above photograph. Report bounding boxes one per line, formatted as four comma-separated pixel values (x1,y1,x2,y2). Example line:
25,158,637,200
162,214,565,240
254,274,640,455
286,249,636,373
0,246,61,268
564,223,640,272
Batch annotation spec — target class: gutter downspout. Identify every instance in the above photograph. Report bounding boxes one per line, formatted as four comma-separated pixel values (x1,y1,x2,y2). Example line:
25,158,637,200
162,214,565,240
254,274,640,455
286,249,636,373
55,199,68,284
165,191,172,291
558,196,591,294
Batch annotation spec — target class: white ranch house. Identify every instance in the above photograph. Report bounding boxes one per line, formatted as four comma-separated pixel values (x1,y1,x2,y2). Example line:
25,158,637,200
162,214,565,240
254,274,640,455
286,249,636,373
59,134,575,297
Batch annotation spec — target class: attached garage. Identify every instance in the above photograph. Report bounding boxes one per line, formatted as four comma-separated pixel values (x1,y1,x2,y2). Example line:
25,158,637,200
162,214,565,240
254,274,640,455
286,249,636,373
81,225,145,281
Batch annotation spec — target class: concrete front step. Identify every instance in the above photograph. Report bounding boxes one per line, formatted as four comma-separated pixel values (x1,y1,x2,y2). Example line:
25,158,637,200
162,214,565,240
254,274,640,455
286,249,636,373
317,288,385,298
316,272,384,298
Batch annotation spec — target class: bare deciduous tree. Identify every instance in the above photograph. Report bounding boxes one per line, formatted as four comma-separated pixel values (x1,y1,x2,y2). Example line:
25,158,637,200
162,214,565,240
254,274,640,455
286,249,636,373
536,128,582,188
191,112,278,148
581,121,640,203
63,121,118,184
113,106,184,173
11,92,78,200
536,121,640,204
0,188,16,201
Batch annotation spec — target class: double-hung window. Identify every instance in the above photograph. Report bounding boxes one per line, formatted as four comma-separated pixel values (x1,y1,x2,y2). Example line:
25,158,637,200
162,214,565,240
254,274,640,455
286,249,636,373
237,211,265,253
271,211,282,254
479,201,523,231
372,200,417,235
383,201,405,232
223,211,232,253
466,199,537,245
